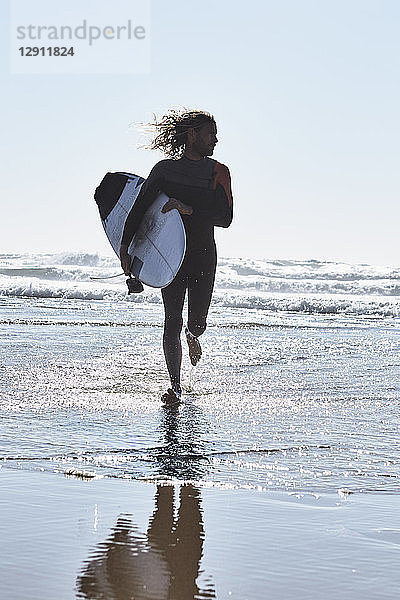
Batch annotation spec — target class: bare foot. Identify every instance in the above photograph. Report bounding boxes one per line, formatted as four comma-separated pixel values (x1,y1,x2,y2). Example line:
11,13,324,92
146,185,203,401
161,388,181,406
185,327,202,366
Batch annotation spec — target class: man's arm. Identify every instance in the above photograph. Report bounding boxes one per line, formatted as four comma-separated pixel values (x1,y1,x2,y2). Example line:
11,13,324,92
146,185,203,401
119,165,162,275
119,161,193,275
121,164,163,248
189,162,233,228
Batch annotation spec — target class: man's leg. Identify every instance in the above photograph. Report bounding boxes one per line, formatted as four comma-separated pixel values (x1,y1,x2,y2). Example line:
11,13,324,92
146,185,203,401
161,271,187,398
186,250,217,365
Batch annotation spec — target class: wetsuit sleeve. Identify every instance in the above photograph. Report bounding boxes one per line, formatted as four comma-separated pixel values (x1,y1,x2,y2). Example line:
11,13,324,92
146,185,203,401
190,163,233,228
121,163,164,246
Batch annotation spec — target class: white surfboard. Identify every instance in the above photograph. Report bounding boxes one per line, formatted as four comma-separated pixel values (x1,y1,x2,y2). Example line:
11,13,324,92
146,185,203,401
94,172,186,288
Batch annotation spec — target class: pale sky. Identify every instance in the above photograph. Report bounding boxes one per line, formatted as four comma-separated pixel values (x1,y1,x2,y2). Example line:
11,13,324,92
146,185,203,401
1,0,399,266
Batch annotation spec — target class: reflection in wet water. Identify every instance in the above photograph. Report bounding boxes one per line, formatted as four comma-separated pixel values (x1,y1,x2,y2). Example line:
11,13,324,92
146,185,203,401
76,484,215,600
153,404,210,481
77,402,215,599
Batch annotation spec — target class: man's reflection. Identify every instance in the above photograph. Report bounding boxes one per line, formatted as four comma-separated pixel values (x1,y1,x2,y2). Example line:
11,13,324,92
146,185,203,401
76,483,215,599
154,403,210,481
77,399,216,598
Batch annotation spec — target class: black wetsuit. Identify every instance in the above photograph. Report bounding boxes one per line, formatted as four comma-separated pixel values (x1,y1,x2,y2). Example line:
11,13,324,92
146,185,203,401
121,156,233,391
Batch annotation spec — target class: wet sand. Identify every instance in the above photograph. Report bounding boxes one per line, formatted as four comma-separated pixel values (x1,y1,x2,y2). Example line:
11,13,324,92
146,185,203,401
1,284,400,599
1,468,400,599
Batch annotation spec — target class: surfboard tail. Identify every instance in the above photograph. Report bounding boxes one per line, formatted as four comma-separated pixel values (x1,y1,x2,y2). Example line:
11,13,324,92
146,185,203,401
94,172,145,220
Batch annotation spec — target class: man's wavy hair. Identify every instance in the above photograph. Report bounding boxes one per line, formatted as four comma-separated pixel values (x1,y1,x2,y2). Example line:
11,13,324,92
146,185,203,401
144,108,216,159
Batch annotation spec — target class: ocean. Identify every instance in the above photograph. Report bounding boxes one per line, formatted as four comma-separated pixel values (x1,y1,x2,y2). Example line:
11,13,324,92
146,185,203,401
1,251,399,494
1,252,400,599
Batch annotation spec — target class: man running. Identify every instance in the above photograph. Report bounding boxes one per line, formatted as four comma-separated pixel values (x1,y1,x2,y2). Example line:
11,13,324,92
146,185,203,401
120,109,233,404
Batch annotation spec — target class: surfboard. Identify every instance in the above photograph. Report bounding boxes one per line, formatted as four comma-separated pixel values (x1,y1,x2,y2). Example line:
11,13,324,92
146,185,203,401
94,172,186,288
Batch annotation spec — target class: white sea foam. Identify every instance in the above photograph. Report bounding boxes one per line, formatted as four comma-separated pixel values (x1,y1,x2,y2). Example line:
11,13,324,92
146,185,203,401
1,253,399,317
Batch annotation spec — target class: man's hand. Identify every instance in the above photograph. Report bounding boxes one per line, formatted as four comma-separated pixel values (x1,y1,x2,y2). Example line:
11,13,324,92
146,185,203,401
119,243,131,275
162,197,193,215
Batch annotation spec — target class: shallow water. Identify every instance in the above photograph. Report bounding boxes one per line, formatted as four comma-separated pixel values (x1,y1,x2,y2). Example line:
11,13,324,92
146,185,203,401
1,293,400,494
2,254,400,599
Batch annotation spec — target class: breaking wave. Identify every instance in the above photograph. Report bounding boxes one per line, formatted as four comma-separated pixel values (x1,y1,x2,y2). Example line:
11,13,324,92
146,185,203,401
0,253,399,318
